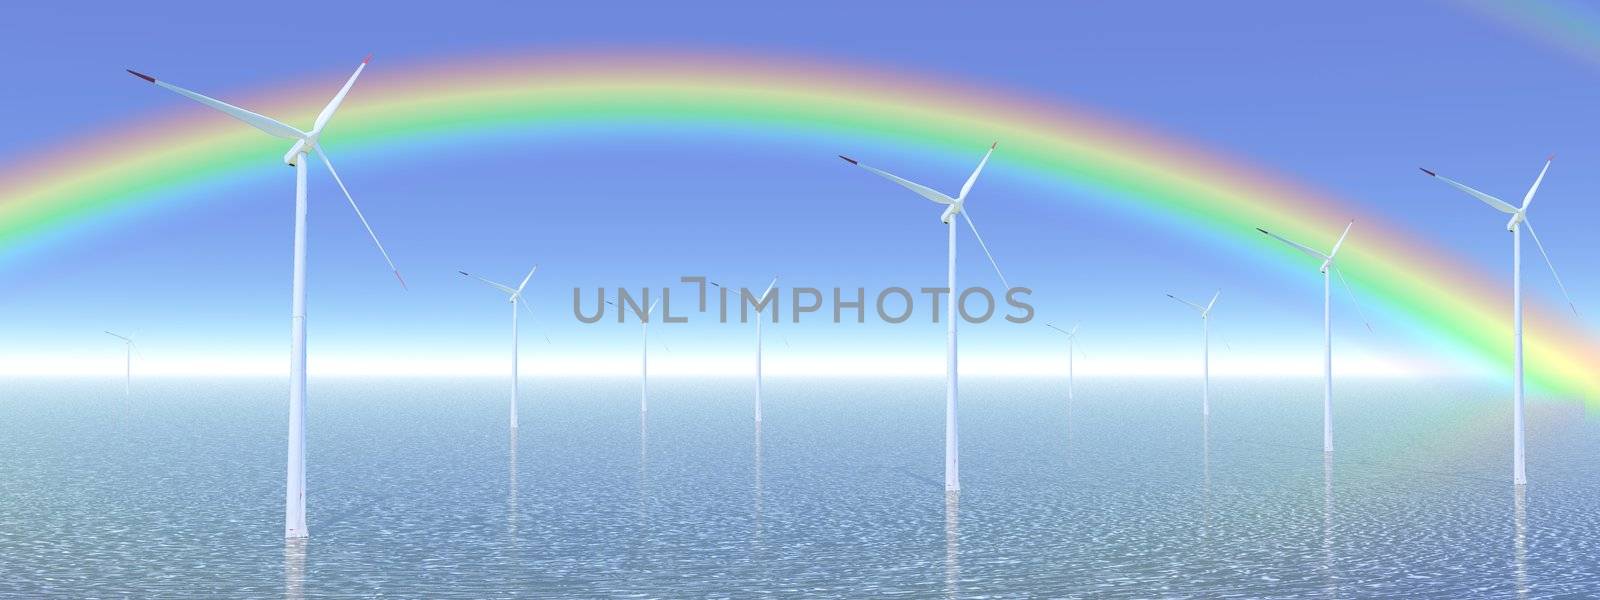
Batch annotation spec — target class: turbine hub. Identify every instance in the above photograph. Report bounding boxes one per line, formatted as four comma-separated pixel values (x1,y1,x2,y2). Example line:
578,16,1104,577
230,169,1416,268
940,203,962,224
282,137,316,166
1506,211,1524,232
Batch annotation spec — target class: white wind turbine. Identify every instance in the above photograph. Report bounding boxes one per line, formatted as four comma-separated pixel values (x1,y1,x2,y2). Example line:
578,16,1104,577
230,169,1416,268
749,277,779,423
129,56,405,539
1168,291,1221,417
1045,322,1081,401
104,331,137,396
460,265,539,430
1420,156,1577,486
1256,221,1371,453
841,142,1010,494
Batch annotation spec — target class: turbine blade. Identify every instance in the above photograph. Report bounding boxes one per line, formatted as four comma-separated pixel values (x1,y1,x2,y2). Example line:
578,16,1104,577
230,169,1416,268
841,156,957,205
1520,155,1553,211
1205,291,1221,314
104,331,131,342
312,55,371,135
515,264,539,296
1069,322,1080,337
1327,221,1354,260
1167,294,1206,313
127,70,305,140
957,142,997,202
1419,168,1519,214
316,148,406,290
516,297,551,344
960,208,1010,290
1523,220,1579,316
1334,267,1375,333
759,276,779,304
1256,227,1328,261
458,271,515,295
1045,322,1069,335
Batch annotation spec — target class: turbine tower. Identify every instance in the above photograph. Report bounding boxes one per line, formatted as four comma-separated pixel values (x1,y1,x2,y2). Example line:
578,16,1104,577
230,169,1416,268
642,298,661,414
1256,221,1371,453
460,265,539,430
1168,291,1220,417
129,56,405,539
1420,157,1576,486
104,331,136,396
840,143,1010,493
1045,322,1080,401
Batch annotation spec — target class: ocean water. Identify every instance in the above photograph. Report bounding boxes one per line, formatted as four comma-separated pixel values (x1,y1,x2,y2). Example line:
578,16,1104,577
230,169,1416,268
1,376,1597,598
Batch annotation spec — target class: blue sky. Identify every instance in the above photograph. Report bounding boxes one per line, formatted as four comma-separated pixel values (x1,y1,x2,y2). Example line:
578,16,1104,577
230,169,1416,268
0,1,1596,377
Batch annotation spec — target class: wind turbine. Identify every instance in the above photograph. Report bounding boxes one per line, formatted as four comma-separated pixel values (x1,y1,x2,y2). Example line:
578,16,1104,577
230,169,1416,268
1168,291,1220,417
840,142,1010,494
129,56,406,539
104,331,137,396
460,265,539,430
751,277,779,423
1420,156,1576,486
1256,221,1371,453
1045,322,1081,401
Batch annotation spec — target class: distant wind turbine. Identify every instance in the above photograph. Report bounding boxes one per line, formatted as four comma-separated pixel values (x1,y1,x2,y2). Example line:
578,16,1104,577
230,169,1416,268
1420,156,1577,486
1168,291,1221,417
128,56,406,539
751,277,779,423
104,331,137,396
841,142,1010,494
460,265,539,430
1045,322,1081,401
1256,221,1371,453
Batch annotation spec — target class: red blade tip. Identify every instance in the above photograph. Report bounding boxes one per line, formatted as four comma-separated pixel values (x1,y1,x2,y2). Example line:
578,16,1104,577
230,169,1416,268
990,141,998,149
126,69,155,83
363,53,373,65
394,271,408,290
1547,153,1555,162
838,155,858,165
1419,168,1436,177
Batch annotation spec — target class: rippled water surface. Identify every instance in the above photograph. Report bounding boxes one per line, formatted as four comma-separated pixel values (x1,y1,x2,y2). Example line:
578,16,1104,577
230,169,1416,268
2,376,1598,598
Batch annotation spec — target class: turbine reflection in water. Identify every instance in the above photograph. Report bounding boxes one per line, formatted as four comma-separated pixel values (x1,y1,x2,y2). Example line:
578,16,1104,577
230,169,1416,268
1324,452,1334,599
944,491,960,600
754,421,763,539
283,538,306,600
508,429,518,536
1515,485,1527,599
1202,414,1212,542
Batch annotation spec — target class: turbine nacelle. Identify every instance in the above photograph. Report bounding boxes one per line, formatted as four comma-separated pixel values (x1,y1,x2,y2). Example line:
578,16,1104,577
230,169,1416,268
283,138,314,166
940,202,963,224
1506,210,1525,233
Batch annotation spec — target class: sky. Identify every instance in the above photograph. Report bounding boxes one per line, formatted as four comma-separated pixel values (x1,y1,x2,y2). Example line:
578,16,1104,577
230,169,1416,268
0,1,1597,383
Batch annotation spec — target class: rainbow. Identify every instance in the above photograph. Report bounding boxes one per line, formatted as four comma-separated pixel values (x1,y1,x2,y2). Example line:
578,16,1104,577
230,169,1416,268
0,50,1595,400
1455,0,1600,68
